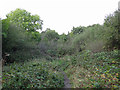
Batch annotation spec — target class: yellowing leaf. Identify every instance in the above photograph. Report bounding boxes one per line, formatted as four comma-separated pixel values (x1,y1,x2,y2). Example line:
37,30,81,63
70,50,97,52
112,61,115,63
116,73,118,76
101,74,105,78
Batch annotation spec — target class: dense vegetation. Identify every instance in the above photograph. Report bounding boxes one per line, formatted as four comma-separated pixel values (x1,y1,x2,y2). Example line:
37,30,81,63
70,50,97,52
1,8,120,89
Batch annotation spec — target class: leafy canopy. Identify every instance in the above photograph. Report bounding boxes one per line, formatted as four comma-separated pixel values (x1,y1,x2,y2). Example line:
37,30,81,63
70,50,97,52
42,28,59,41
6,8,43,32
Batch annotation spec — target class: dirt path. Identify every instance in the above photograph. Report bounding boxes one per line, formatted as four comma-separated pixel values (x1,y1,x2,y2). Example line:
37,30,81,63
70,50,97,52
61,71,71,88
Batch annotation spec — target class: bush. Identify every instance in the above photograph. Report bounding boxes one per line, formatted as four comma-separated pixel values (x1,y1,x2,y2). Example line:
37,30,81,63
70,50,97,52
86,40,106,53
2,21,37,63
2,22,28,51
70,24,109,53
104,10,120,50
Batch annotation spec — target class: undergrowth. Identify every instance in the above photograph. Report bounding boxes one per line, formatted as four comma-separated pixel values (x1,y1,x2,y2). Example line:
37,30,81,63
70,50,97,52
61,50,120,88
2,59,64,89
3,50,120,88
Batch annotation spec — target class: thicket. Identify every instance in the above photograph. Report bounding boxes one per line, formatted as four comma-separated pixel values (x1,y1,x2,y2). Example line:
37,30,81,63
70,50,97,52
2,9,120,63
2,8,120,89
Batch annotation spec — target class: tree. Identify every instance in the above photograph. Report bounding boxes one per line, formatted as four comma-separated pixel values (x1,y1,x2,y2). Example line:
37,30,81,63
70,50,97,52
71,26,84,35
42,28,59,41
6,8,43,32
104,10,120,49
31,31,41,43
59,33,68,42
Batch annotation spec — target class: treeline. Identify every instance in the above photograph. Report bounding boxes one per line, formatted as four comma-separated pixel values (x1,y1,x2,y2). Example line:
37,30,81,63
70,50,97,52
2,8,120,63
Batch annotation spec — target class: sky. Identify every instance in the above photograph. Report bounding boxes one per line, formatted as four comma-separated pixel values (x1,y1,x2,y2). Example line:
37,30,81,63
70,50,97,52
0,0,119,34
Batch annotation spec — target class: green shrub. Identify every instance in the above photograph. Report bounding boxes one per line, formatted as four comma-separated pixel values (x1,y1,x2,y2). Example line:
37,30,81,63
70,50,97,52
2,21,39,63
104,10,120,50
86,40,106,53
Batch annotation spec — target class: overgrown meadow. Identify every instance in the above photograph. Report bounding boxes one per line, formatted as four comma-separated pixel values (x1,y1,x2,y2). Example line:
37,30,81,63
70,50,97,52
1,8,120,89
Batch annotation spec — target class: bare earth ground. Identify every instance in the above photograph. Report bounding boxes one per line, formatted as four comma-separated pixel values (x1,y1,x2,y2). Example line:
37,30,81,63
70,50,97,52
62,71,71,88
